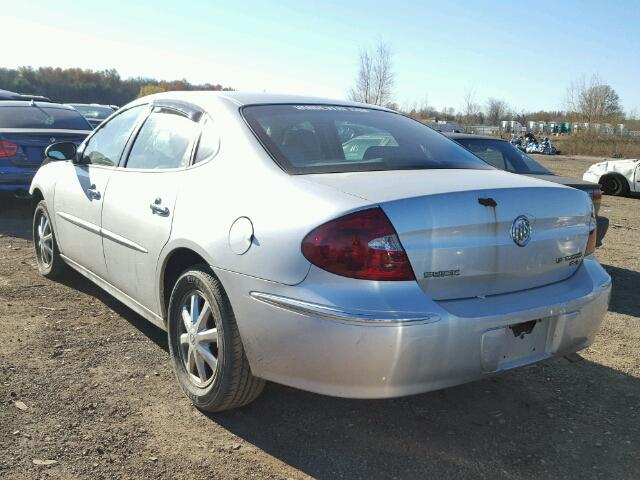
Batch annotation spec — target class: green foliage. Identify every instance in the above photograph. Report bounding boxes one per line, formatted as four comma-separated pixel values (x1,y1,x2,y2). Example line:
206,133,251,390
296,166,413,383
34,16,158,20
0,67,234,105
137,84,166,98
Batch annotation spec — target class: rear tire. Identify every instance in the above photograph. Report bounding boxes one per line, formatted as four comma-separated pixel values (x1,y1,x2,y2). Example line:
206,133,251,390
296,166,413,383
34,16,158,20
600,174,629,196
167,265,265,412
33,200,67,278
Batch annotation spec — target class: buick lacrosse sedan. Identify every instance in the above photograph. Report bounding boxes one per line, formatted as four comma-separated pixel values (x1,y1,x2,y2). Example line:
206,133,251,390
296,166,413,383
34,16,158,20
30,92,611,411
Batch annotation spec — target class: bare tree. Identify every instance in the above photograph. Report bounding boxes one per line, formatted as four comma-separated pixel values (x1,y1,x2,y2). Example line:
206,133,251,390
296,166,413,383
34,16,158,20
485,98,509,126
565,74,623,122
348,42,395,107
461,88,481,124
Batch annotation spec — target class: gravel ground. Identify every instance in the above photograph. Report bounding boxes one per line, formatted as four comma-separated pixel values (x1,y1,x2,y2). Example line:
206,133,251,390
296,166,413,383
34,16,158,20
0,155,638,479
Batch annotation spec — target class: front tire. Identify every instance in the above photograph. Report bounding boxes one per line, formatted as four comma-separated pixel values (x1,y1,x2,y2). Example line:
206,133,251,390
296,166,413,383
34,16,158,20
167,265,265,412
33,200,67,278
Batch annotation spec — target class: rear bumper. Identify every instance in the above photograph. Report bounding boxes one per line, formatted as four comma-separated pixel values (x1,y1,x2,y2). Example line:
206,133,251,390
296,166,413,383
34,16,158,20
0,167,37,192
216,258,611,399
596,216,609,247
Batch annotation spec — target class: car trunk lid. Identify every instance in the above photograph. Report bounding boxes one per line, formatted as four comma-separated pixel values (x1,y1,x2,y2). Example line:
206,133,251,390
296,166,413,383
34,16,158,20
303,169,592,300
0,129,89,167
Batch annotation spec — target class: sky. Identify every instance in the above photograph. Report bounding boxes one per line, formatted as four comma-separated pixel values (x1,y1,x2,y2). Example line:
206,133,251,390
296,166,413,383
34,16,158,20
3,0,639,114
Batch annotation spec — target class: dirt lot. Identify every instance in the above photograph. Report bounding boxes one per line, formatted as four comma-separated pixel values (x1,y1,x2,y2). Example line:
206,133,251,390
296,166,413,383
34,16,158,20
1,155,639,480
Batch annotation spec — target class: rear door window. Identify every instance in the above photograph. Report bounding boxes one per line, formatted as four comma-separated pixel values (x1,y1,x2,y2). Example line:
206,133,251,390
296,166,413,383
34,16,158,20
125,108,199,169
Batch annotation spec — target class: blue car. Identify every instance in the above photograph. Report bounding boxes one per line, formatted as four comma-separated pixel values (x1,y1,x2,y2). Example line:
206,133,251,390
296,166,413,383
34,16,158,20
0,101,92,195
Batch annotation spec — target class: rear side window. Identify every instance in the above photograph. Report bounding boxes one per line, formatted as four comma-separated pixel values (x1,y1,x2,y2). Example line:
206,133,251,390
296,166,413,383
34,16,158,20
126,109,198,169
82,105,146,166
463,143,507,170
0,105,92,130
193,118,220,164
455,138,552,175
243,104,491,174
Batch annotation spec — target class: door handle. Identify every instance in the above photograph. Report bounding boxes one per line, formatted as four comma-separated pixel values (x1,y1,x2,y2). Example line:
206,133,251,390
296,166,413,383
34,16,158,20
86,184,101,200
150,198,169,216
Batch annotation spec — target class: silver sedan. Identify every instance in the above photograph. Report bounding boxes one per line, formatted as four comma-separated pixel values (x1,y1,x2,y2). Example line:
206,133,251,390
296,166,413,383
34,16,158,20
30,92,611,411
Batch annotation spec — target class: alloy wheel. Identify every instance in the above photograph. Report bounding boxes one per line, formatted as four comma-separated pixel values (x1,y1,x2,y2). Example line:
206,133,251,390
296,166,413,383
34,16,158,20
178,291,220,387
35,211,54,267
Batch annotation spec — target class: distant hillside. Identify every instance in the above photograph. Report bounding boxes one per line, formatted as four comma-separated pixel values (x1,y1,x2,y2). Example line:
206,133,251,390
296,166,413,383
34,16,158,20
0,67,234,106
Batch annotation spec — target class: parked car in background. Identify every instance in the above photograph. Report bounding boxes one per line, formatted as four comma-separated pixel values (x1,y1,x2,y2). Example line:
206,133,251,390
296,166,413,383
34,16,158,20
0,88,52,102
30,92,610,412
0,101,92,195
446,133,609,246
67,103,117,129
583,158,640,196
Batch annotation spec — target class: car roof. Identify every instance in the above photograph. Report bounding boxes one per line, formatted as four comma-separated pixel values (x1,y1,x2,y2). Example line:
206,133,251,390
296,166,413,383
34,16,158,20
0,89,52,102
443,132,507,142
0,100,77,110
141,90,390,111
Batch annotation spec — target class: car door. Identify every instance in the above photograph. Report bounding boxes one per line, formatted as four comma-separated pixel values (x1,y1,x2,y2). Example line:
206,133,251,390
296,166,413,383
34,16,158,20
53,104,148,279
634,163,640,193
101,105,201,315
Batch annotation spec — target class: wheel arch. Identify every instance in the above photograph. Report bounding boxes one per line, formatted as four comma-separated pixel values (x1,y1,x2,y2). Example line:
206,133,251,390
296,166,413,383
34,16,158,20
31,187,44,212
158,243,220,322
599,172,630,193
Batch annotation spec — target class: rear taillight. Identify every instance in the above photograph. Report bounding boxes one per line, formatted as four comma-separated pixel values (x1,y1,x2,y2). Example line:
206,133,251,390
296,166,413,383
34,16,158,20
0,140,18,158
301,207,415,281
590,187,602,214
585,205,597,256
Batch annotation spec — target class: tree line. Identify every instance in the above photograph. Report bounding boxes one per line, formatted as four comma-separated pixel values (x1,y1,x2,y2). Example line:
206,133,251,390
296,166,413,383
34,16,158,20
348,41,632,126
0,67,234,106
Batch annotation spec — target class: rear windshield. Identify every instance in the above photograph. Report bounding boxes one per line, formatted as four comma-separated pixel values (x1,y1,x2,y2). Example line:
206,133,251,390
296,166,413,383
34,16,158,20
0,105,92,130
454,138,552,175
243,105,492,174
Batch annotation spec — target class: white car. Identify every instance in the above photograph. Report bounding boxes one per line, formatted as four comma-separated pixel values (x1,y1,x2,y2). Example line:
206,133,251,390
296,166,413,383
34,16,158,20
583,158,640,196
30,92,611,412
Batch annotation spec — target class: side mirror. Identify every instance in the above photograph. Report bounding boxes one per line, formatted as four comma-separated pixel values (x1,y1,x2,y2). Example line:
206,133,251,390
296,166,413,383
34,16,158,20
45,142,77,161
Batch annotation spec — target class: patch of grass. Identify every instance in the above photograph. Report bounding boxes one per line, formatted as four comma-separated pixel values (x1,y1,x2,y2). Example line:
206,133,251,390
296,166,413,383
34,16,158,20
552,133,640,158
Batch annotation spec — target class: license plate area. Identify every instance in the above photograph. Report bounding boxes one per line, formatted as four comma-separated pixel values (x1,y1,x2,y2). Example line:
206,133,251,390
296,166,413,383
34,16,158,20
509,319,538,337
481,317,550,372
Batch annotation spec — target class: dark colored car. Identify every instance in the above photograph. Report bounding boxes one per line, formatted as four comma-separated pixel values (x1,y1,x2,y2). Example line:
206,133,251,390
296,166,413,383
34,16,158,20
0,88,52,103
0,101,92,195
67,103,117,129
445,133,609,246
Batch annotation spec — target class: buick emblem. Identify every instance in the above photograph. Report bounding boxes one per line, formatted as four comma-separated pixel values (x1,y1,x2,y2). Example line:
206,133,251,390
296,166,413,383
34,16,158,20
510,215,531,247
50,137,56,143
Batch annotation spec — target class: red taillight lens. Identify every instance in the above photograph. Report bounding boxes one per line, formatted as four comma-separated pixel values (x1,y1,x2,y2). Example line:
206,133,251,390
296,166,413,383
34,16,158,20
301,208,415,281
0,140,18,158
